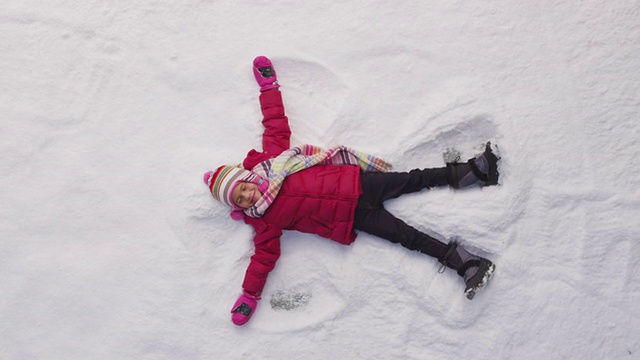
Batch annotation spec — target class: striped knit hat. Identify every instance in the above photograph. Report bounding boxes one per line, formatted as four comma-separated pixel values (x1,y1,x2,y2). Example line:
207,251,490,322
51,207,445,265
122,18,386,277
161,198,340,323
204,165,265,210
204,166,251,208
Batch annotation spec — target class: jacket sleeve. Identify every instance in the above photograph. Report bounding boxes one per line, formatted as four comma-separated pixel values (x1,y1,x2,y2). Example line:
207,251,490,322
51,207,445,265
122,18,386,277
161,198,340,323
259,89,291,156
242,217,283,297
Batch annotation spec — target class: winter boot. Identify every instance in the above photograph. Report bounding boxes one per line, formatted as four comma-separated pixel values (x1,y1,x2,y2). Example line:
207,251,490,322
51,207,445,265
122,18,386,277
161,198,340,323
445,142,500,189
253,56,280,92
439,240,496,300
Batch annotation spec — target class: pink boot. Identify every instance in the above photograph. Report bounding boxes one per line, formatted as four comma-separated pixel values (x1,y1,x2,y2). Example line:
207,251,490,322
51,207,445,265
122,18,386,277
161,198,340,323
253,56,279,92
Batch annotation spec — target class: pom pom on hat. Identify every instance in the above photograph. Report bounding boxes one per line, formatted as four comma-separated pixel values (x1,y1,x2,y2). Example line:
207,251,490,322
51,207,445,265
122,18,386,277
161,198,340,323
203,171,214,185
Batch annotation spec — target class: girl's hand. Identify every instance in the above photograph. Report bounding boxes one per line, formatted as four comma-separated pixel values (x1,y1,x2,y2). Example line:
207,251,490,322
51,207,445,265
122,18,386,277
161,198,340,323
253,56,279,92
230,291,260,326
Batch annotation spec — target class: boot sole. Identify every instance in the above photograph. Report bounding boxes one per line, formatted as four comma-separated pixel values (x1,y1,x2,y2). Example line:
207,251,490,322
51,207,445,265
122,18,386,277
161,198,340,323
464,262,496,300
484,142,500,186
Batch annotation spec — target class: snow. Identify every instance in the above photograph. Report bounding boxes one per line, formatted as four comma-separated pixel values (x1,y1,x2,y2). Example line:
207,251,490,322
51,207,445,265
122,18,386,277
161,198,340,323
1,1,639,359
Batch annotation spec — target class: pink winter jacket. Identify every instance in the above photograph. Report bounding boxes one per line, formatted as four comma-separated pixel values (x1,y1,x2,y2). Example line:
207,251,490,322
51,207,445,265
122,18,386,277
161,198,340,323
240,89,362,296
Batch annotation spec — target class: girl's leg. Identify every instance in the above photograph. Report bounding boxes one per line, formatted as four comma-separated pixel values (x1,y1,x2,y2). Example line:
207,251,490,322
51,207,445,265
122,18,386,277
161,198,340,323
359,168,449,205
353,206,496,300
358,142,501,206
353,207,448,259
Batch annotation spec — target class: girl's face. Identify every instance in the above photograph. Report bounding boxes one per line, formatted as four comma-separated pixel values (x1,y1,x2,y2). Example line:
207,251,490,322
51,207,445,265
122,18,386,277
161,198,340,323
232,181,262,209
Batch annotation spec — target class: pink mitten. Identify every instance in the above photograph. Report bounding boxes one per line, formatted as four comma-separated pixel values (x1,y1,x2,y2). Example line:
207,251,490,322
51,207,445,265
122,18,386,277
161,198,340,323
253,56,279,92
230,291,260,326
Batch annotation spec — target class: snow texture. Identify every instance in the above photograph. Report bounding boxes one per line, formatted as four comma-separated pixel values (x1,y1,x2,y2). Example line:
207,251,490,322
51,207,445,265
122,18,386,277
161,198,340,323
1,1,639,359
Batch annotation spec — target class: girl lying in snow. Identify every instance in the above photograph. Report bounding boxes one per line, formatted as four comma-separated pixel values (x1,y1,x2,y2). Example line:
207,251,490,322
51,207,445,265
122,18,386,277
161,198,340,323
204,56,499,326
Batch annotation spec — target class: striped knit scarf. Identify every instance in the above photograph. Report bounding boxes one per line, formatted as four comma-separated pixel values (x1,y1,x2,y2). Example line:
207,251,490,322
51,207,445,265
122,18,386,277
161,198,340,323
244,144,392,218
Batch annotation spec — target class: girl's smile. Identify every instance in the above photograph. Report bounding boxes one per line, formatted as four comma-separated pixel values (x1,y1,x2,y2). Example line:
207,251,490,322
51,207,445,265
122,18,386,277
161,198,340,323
232,181,262,209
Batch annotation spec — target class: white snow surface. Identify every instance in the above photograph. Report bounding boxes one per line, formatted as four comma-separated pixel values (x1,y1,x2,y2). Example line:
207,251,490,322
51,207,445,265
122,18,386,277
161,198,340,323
2,1,639,359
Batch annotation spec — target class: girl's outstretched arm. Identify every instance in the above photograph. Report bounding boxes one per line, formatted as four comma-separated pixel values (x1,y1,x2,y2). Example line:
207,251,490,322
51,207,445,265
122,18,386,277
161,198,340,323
230,218,281,326
259,89,291,156
241,218,283,297
243,57,290,169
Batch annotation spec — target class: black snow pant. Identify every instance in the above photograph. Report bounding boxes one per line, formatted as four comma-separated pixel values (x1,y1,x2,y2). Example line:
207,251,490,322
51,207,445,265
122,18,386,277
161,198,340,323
353,168,450,260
